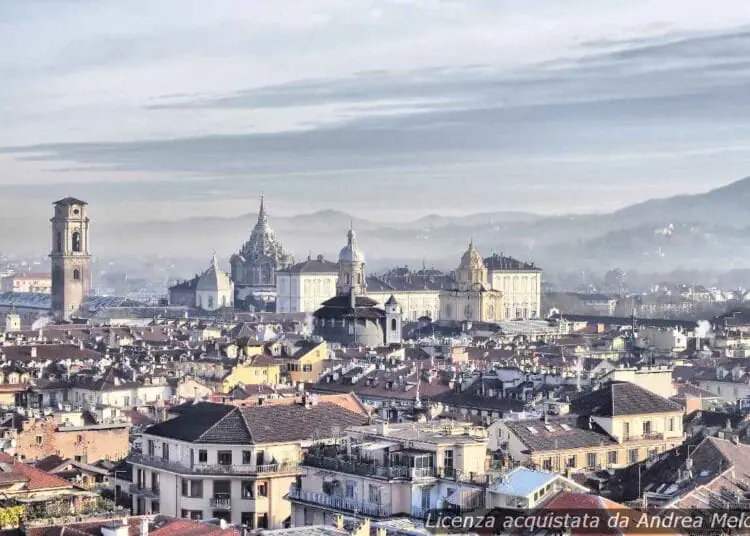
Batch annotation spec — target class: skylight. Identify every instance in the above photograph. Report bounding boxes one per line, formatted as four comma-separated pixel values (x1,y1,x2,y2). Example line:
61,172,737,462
527,426,538,434
560,424,571,431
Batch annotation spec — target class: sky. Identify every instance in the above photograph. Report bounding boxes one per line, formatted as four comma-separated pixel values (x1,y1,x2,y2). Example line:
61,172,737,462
3,0,750,222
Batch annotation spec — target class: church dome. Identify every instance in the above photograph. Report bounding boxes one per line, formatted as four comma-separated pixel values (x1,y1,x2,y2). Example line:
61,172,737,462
240,195,289,263
196,253,233,291
459,240,484,270
339,228,365,264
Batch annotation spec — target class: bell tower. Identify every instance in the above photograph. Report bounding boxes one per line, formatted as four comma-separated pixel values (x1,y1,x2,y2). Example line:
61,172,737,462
50,197,91,321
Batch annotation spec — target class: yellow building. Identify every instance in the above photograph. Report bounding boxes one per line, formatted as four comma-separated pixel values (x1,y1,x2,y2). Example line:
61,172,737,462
220,357,282,393
439,241,503,323
263,339,328,384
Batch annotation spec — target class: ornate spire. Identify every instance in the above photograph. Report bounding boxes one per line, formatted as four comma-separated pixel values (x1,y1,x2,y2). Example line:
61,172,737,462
347,219,356,245
210,251,219,270
257,193,268,226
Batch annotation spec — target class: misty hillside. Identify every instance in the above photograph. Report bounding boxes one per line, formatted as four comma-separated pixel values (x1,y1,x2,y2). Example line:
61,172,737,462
4,177,750,274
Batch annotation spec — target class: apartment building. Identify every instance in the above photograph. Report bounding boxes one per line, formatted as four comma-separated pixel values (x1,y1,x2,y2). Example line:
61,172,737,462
498,381,685,472
288,421,492,526
128,398,369,530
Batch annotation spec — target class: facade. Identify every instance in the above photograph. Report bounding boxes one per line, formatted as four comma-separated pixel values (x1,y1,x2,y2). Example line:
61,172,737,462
276,256,339,314
497,382,685,473
439,242,503,323
128,400,369,529
289,421,490,524
484,254,542,319
196,254,234,311
50,197,91,321
231,196,294,306
366,268,453,322
313,228,389,347
1,272,52,294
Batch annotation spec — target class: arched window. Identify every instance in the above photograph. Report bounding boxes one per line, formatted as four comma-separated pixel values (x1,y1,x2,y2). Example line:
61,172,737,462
56,232,62,253
73,269,81,281
208,296,214,309
261,263,273,285
71,231,81,253
391,318,397,331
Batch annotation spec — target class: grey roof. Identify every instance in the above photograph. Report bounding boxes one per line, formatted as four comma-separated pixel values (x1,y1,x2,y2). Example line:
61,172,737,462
280,257,339,274
483,254,541,272
570,381,683,417
54,197,87,206
366,272,455,292
0,292,141,312
145,401,369,444
505,416,619,453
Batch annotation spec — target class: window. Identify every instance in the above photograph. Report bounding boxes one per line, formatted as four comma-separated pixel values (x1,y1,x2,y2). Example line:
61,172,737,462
443,450,454,469
345,480,356,499
56,232,62,252
628,449,639,463
257,513,268,530
72,231,81,252
567,456,576,468
391,318,397,331
182,479,203,498
587,452,597,468
151,473,160,492
623,422,630,439
241,481,254,499
542,458,552,471
642,421,652,435
208,296,214,309
666,417,674,432
198,449,208,463
217,451,232,466
181,510,202,520
241,513,255,529
242,451,252,465
35,435,43,446
257,482,268,497
302,364,313,372
368,484,382,504
608,451,618,465
147,440,155,457
162,443,169,461
213,480,231,498
151,501,160,514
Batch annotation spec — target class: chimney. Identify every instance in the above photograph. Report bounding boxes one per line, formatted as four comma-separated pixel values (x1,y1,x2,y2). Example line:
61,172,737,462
140,517,149,536
377,421,389,436
333,514,345,530
30,346,37,358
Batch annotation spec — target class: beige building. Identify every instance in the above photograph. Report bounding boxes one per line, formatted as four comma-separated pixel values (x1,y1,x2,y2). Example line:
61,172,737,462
129,399,369,529
498,382,685,473
289,421,491,525
195,253,234,311
439,241,503,323
1,272,52,294
276,256,339,314
484,254,542,319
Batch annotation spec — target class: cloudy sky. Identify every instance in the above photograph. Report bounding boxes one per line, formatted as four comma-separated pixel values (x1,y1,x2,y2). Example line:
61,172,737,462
3,0,750,222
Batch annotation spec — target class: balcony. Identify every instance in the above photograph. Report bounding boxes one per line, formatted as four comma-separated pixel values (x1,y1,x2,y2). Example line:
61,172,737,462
438,466,492,486
128,453,301,476
209,495,232,510
303,454,412,480
288,487,392,518
128,484,160,499
622,432,665,442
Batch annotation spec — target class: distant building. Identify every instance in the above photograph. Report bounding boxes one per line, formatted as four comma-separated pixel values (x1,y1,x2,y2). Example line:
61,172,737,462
0,272,52,294
313,228,402,347
275,255,338,314
50,197,91,321
230,196,294,307
168,254,234,311
484,253,542,319
439,241,503,323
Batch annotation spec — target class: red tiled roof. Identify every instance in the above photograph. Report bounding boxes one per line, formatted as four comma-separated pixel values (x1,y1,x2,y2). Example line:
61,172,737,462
0,345,103,362
0,452,73,490
151,519,241,536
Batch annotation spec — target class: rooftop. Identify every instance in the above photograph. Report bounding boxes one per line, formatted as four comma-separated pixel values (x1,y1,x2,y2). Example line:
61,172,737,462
488,467,558,497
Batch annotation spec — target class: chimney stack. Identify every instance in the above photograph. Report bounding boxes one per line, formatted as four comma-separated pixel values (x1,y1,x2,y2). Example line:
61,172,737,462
140,518,149,536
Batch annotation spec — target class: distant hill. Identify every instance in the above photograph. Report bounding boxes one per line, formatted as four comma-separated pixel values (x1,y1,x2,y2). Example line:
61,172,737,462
4,177,750,275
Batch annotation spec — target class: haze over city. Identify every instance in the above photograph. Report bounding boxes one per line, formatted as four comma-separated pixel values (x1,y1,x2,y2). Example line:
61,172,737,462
3,1,750,223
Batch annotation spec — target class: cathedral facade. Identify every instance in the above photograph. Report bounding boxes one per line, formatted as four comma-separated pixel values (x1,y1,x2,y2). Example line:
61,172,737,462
439,241,504,323
230,196,293,307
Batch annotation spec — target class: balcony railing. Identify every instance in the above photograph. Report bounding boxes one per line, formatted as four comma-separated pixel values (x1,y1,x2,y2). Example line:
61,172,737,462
128,484,160,499
303,454,410,480
128,453,300,476
622,432,665,442
288,487,392,517
209,495,232,509
438,466,492,486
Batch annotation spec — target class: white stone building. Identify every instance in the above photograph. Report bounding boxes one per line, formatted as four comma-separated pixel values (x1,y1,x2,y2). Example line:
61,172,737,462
275,256,338,314
484,254,542,319
195,254,234,311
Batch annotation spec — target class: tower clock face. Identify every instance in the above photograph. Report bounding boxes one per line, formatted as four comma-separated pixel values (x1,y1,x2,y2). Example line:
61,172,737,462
464,304,473,319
